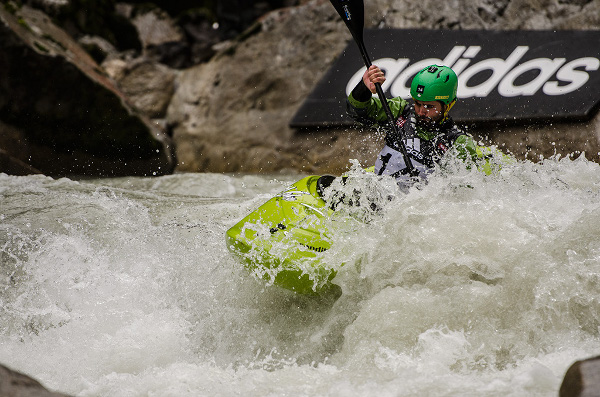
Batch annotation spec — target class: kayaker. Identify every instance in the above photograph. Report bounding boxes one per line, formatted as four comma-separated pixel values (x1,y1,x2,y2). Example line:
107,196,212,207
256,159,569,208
346,64,479,190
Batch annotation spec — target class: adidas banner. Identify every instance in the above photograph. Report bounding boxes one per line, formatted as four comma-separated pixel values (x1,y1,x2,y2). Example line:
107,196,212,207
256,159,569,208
290,29,600,128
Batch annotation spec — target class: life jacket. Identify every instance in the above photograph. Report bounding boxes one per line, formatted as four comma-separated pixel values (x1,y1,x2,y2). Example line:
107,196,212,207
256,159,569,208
375,105,466,187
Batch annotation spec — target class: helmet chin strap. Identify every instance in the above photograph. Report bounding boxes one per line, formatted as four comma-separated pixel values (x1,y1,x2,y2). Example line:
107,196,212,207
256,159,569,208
440,99,457,123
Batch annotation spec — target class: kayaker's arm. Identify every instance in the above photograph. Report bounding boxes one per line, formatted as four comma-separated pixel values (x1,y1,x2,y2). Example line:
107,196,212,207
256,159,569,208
347,81,407,126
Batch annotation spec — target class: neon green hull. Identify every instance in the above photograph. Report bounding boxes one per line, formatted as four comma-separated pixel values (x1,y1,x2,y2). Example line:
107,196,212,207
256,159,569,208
225,175,336,295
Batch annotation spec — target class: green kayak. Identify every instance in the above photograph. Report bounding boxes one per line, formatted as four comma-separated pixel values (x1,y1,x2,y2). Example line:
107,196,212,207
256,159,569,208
226,146,512,295
226,175,338,295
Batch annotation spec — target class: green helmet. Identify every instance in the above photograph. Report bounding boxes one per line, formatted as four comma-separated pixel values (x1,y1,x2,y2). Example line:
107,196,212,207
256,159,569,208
410,65,458,105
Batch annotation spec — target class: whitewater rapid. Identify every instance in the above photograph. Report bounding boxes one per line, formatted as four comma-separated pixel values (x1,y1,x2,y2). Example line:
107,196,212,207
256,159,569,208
1,154,599,396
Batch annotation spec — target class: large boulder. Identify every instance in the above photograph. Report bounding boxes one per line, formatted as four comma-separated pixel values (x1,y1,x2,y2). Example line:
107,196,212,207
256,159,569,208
0,4,174,177
167,1,375,174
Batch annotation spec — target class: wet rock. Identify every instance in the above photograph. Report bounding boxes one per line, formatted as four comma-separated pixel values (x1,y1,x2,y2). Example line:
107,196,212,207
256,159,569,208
560,355,600,397
0,363,71,397
105,57,176,118
166,1,360,174
77,34,120,64
130,6,183,50
0,4,173,177
42,0,142,52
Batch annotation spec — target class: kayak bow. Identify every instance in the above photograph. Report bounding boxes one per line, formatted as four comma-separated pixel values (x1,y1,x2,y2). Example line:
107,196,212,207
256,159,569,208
226,175,338,295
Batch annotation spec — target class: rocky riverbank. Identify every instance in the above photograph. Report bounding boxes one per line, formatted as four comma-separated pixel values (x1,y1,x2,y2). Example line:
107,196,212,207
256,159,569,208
1,0,599,177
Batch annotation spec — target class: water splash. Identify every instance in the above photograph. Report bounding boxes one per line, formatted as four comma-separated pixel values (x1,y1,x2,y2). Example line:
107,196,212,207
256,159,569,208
1,156,599,396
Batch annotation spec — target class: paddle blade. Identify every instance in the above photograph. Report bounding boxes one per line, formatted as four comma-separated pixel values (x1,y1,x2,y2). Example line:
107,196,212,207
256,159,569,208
329,0,365,41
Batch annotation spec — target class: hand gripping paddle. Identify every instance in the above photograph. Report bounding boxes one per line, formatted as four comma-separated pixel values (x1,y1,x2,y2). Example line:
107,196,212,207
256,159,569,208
329,0,416,175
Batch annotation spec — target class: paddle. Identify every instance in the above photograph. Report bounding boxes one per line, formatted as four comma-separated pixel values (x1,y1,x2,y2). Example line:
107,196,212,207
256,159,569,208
329,0,416,175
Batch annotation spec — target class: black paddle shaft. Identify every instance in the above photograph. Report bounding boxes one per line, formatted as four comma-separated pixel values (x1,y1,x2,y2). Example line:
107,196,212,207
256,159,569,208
329,0,416,175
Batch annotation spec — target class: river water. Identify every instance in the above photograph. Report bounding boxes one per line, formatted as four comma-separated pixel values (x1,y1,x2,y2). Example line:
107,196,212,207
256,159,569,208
1,154,599,396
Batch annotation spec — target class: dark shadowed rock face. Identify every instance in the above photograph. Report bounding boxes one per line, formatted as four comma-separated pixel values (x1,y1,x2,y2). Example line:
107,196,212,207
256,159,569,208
560,356,600,397
0,363,72,397
0,4,173,177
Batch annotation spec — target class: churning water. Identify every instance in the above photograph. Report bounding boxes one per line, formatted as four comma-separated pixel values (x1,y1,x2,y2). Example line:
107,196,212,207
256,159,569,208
1,153,600,396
